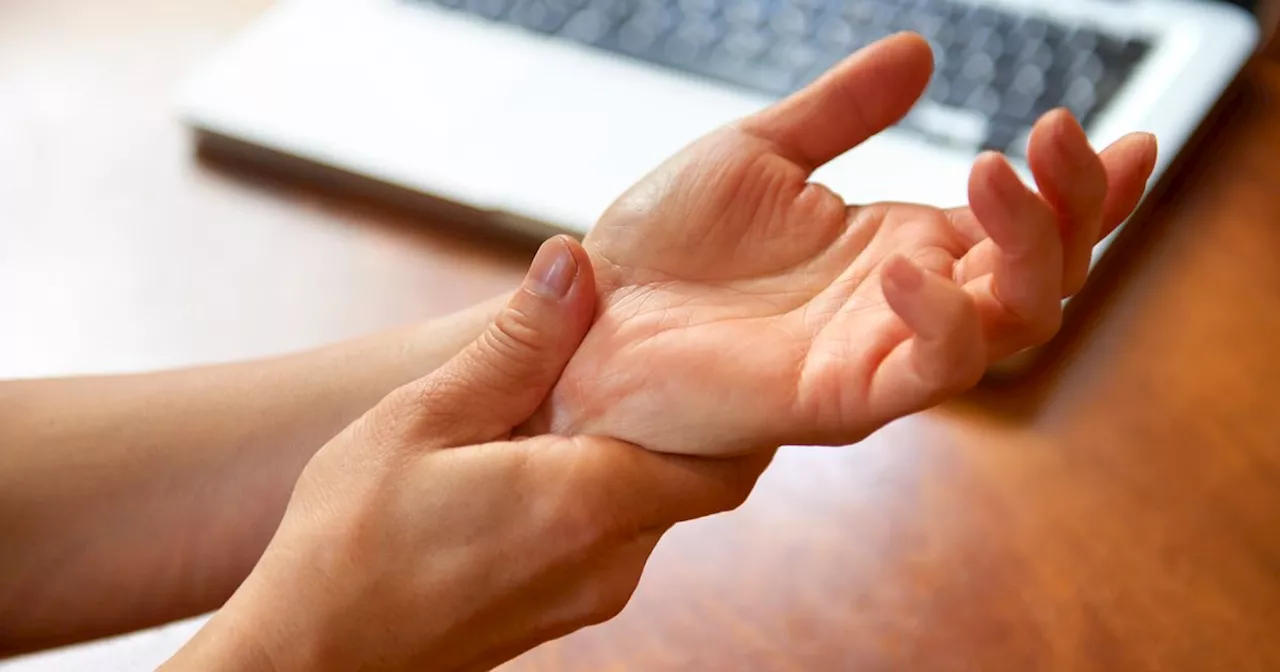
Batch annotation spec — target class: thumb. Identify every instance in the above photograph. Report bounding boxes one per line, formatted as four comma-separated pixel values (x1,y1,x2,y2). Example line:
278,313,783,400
402,235,597,448
739,32,933,173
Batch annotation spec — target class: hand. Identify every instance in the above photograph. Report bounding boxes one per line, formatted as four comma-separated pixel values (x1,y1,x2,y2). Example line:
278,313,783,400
530,33,1159,456
164,237,769,672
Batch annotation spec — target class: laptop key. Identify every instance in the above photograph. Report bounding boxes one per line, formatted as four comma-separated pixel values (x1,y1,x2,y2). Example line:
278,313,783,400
560,8,613,43
719,27,768,59
768,6,808,39
967,25,1004,60
997,88,1037,121
815,18,855,50
965,85,1000,117
1063,76,1098,119
961,52,996,85
618,20,664,53
510,0,573,32
660,18,721,63
698,43,792,93
585,0,635,22
723,0,766,26
1066,26,1098,54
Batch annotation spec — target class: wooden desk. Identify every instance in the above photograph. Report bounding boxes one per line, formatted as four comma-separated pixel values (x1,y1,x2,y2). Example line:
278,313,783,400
4,1,1280,670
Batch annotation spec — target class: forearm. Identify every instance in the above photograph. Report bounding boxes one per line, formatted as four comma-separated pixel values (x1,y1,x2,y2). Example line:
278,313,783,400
0,294,506,655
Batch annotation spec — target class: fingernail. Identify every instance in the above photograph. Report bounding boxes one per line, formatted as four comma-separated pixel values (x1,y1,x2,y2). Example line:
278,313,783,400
886,256,923,292
527,236,577,299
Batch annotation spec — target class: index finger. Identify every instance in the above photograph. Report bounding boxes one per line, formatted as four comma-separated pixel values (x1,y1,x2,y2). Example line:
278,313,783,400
538,436,776,534
739,32,934,173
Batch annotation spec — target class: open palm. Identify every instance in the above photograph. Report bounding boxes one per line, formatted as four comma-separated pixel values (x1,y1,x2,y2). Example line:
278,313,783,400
528,33,1157,456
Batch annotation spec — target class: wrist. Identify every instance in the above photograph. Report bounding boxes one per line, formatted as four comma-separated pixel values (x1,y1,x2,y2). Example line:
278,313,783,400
164,562,356,672
160,601,279,672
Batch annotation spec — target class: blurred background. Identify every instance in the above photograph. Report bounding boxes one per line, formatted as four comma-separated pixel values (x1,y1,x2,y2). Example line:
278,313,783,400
4,1,1280,670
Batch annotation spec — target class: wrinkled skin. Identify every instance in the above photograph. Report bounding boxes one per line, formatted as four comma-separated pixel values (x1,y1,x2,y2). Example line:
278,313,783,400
525,33,1157,456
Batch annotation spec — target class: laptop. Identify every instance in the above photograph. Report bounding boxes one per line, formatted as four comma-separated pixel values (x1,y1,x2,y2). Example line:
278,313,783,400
179,0,1260,269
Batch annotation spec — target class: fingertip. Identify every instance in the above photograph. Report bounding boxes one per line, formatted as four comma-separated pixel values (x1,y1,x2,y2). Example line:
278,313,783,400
1031,108,1101,170
968,150,1008,196
556,232,591,262
1137,131,1159,175
886,30,935,71
526,235,580,300
1112,131,1159,187
557,234,597,298
974,149,1014,176
1096,131,1161,237
1025,108,1059,154
520,234,598,325
743,30,934,171
869,267,985,416
883,256,979,344
1055,107,1088,137
967,151,1028,240
881,255,922,328
882,254,924,294
869,30,934,68
1033,107,1082,142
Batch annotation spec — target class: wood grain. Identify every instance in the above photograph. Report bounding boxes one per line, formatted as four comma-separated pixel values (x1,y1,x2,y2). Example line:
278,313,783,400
4,1,1280,670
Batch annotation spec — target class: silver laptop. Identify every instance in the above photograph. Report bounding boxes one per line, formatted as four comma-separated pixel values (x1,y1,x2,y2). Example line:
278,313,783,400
179,0,1259,269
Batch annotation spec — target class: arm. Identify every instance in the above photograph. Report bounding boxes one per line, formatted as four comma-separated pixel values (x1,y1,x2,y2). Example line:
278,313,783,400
160,237,765,672
0,294,507,655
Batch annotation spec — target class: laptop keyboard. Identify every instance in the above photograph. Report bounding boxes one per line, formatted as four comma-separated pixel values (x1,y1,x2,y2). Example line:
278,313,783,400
417,0,1151,155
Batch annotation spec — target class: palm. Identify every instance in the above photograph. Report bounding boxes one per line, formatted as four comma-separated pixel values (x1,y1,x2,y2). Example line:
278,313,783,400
532,34,1157,456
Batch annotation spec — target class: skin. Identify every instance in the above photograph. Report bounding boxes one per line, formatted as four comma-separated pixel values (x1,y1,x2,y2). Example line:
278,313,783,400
2,31,1158,669
0,296,511,655
162,237,770,672
529,33,1158,456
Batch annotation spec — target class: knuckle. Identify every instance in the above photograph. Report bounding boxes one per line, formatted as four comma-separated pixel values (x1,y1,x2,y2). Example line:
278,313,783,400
486,303,546,362
795,181,847,225
459,308,552,395
404,375,465,431
405,374,446,410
